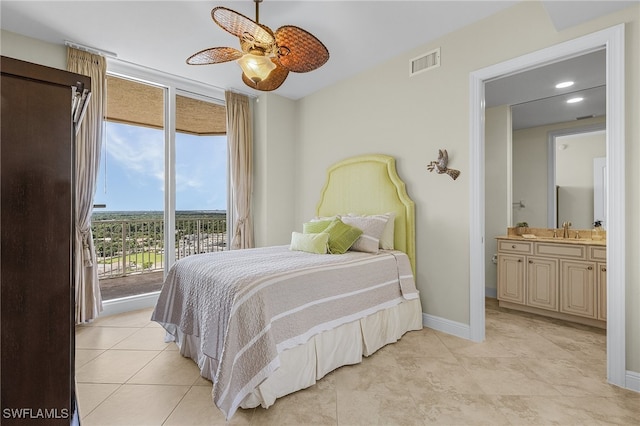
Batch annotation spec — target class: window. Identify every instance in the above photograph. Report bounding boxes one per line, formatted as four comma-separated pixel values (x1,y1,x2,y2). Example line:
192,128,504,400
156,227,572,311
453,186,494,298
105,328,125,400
175,94,228,258
92,73,227,301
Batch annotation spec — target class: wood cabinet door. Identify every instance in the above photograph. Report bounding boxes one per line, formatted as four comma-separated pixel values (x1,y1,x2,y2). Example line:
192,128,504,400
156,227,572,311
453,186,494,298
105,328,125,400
560,260,596,318
0,56,87,424
526,257,558,311
497,254,525,304
598,263,607,320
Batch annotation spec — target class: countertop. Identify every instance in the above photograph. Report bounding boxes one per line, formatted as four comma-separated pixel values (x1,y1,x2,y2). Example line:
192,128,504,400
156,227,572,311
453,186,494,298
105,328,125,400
496,235,606,246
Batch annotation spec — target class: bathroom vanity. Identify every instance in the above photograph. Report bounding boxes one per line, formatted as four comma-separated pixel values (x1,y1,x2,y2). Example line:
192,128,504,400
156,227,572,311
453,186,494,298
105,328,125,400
496,232,606,328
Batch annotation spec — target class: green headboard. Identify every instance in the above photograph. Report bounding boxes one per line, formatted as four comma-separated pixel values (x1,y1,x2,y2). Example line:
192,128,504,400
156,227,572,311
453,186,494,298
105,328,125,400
316,154,416,273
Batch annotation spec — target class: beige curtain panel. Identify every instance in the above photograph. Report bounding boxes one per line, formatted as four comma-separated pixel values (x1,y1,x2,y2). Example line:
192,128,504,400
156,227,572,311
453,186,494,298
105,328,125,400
225,91,254,250
67,47,106,324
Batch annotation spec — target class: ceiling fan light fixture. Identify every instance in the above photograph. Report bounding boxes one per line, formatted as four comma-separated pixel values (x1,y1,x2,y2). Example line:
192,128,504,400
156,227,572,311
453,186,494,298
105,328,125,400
237,52,276,83
188,1,329,91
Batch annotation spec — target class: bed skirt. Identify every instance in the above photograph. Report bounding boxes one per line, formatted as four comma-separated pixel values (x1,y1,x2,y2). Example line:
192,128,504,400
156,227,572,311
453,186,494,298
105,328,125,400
167,297,423,412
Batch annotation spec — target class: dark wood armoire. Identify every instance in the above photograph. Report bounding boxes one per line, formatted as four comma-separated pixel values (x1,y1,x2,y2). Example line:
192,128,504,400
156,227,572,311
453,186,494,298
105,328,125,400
1,56,91,424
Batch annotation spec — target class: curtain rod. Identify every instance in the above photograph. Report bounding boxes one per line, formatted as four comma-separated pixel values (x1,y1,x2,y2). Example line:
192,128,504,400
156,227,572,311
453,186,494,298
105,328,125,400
65,40,118,58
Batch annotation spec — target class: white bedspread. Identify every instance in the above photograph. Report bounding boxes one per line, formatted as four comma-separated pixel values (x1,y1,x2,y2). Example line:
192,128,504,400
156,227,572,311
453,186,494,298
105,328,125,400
151,245,418,419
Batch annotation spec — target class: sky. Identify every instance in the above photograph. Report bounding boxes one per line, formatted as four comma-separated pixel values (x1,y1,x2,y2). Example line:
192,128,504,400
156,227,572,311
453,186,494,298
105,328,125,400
93,122,227,212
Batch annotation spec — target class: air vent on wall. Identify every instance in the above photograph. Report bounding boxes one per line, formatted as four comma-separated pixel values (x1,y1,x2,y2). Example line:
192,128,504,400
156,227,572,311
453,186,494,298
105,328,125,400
410,48,440,76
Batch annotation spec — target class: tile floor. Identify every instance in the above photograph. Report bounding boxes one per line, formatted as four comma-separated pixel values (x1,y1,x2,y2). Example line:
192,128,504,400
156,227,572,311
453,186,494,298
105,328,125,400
75,299,639,425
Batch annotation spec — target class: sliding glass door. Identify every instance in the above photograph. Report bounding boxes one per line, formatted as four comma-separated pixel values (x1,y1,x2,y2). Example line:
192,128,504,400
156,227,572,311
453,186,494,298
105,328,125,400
93,73,227,301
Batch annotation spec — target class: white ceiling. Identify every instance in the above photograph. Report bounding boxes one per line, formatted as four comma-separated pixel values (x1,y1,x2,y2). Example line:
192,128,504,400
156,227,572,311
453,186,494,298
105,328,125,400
1,1,635,127
486,49,607,130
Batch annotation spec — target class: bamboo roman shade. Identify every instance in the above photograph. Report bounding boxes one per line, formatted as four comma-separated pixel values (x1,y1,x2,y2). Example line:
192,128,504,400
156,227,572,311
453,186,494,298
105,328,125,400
105,75,227,135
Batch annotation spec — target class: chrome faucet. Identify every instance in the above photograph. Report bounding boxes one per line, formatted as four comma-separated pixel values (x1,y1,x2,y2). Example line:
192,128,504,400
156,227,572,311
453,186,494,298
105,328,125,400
562,221,572,238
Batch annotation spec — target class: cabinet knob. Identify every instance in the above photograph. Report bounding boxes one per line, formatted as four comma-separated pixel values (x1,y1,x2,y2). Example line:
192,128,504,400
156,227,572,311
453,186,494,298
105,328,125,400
518,259,522,263
602,267,607,272
528,260,533,264
588,266,593,270
512,245,516,249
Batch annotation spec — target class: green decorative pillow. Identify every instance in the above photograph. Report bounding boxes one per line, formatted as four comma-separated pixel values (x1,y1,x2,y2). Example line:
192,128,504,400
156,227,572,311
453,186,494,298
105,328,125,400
302,220,332,234
323,218,363,254
290,232,329,254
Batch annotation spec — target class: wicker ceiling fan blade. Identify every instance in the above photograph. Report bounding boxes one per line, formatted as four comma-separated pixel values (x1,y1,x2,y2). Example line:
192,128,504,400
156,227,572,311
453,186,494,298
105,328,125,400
241,58,289,91
275,25,329,73
212,6,275,47
186,47,244,65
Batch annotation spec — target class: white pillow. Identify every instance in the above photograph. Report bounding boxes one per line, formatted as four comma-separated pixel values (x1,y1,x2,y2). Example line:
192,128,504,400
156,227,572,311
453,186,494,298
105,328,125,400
379,212,396,249
341,215,388,254
346,212,395,249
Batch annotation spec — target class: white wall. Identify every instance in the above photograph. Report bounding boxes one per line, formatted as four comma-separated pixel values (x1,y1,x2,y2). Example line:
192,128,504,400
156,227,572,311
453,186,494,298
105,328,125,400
290,1,640,372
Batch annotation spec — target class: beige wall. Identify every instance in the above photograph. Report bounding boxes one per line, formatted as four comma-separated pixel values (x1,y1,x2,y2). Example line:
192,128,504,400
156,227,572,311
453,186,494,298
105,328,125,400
289,1,639,372
512,116,606,228
252,93,297,248
3,0,639,376
484,105,511,294
1,30,66,68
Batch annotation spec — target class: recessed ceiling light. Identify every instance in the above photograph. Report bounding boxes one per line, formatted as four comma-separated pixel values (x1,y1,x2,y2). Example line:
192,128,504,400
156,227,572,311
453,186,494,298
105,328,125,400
566,97,584,104
556,81,574,89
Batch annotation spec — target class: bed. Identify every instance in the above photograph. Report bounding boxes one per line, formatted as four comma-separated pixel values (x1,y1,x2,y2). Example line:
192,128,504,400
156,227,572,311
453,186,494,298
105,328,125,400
151,154,423,419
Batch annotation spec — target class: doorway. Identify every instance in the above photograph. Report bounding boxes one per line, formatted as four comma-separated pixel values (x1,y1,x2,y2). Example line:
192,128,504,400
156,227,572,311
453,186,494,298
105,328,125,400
469,25,626,387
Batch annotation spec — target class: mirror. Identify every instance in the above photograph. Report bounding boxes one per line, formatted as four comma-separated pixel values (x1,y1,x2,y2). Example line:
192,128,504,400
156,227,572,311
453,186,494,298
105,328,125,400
549,125,606,229
485,49,606,230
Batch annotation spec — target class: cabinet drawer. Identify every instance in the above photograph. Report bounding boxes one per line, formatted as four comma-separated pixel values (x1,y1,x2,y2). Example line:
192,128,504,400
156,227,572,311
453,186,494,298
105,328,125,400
589,246,606,262
497,240,532,254
535,242,586,260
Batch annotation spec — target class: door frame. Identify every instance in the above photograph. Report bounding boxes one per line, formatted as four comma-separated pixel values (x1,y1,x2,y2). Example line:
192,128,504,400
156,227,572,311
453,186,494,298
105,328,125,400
468,24,626,387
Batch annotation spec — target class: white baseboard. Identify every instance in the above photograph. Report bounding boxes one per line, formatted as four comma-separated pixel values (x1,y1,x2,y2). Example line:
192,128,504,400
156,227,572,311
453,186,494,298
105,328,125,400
422,313,471,340
100,292,160,318
625,370,640,392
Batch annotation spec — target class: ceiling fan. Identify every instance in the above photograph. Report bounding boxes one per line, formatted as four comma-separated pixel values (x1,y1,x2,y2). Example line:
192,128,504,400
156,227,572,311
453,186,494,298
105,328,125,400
187,0,329,91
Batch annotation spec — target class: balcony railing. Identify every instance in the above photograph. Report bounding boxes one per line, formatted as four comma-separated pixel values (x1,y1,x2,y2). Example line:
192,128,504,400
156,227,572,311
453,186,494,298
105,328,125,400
92,214,227,280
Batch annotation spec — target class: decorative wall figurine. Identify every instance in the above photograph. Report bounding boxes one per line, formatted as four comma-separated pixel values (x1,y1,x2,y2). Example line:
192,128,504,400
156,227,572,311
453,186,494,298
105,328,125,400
427,149,460,180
